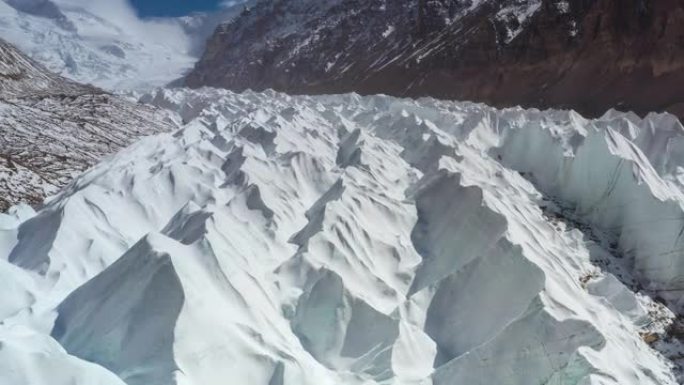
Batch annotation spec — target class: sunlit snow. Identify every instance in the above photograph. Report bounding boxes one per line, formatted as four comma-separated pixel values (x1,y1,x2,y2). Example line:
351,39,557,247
1,88,683,384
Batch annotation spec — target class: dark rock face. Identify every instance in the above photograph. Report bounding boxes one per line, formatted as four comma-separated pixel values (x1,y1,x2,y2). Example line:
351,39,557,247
185,0,684,118
472,0,684,118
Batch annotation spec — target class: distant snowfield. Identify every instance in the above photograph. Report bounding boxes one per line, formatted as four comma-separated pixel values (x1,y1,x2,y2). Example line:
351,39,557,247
1,88,684,384
0,0,212,90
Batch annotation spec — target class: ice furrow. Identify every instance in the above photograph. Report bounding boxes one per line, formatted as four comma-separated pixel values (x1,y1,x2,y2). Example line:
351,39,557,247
2,88,682,385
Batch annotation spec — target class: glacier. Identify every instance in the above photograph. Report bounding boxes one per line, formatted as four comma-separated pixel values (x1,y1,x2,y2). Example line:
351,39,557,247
1,88,684,384
0,0,242,90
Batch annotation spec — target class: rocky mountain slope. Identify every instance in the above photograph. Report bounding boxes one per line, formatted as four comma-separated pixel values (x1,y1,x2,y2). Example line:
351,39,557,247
0,38,174,211
0,34,88,97
2,87,684,384
185,0,684,119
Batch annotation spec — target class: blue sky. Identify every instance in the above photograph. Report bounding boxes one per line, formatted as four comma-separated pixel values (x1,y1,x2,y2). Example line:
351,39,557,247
129,0,228,17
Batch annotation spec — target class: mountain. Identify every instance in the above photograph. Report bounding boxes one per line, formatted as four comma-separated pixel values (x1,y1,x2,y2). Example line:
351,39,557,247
0,0,243,90
175,4,253,58
0,35,88,96
1,85,683,384
0,38,174,211
4,2,684,383
185,0,684,119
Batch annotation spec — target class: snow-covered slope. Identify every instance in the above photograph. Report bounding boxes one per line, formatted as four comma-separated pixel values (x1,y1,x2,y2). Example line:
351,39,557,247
0,36,88,97
0,0,243,90
2,87,684,384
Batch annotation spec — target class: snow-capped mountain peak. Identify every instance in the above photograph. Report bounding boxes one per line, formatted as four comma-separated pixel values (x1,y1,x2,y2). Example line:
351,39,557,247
0,0,243,90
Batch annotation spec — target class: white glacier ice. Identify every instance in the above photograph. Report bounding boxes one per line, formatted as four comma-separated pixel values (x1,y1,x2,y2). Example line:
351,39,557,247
2,88,684,384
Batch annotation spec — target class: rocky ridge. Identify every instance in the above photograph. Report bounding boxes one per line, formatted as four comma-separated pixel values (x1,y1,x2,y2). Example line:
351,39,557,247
0,39,174,211
186,0,684,119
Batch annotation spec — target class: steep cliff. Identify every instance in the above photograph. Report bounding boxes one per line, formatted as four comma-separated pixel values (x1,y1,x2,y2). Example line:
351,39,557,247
186,0,684,118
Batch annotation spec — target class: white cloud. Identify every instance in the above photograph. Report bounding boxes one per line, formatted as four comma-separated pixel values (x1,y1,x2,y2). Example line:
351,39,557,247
220,0,246,9
50,0,193,50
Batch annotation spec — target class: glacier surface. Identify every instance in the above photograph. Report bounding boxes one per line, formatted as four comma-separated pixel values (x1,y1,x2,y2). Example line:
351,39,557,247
2,88,684,384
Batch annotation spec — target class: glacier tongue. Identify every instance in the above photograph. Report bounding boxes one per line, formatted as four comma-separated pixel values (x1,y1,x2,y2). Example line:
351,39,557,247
3,88,684,384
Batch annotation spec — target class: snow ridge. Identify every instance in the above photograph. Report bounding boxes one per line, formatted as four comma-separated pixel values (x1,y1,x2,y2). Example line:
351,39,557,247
2,88,684,384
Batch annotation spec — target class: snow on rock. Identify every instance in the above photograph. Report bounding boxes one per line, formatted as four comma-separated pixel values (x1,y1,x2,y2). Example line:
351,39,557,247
0,0,244,90
0,37,88,97
3,88,684,384
0,38,176,211
495,0,543,44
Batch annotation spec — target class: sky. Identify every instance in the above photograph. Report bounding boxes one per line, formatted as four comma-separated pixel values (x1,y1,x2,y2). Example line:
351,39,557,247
128,0,235,17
